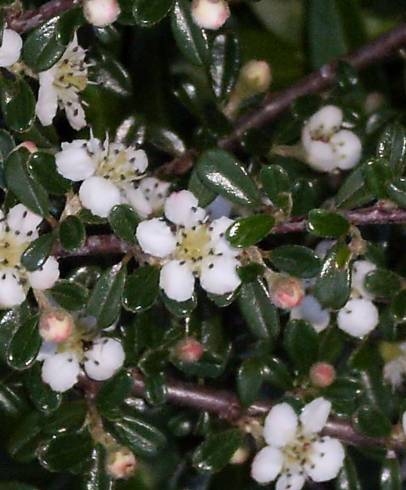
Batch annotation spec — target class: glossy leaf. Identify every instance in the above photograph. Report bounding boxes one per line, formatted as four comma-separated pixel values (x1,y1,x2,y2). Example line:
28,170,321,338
284,319,319,372
364,269,401,299
44,401,87,435
387,177,406,208
123,266,160,313
376,123,406,175
336,456,362,490
270,245,321,278
109,204,138,243
48,280,88,311
209,32,240,100
24,363,62,414
363,158,394,199
0,76,36,132
307,209,349,238
380,458,401,490
59,216,86,252
237,357,265,406
226,214,274,247
80,445,113,490
133,0,174,27
21,232,55,272
391,290,406,322
355,405,391,437
96,370,133,420
6,316,41,371
29,151,71,195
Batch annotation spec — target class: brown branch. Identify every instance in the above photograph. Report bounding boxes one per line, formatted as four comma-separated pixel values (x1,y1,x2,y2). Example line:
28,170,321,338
6,0,78,33
53,234,131,257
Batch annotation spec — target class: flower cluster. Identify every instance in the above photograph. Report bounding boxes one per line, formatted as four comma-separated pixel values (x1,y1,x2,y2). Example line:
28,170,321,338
0,204,59,309
302,105,362,172
251,398,345,489
136,190,241,302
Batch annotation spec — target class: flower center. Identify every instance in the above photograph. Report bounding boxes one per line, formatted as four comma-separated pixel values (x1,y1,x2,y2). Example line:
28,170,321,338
0,232,27,269
175,225,211,265
96,149,142,184
282,433,317,471
54,50,88,93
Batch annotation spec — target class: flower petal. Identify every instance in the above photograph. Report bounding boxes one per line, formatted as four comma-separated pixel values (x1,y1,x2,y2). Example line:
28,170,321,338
275,473,306,490
209,216,238,256
331,130,362,170
36,70,58,127
27,256,60,290
55,143,96,181
306,437,345,482
263,402,298,447
300,397,331,434
64,99,87,131
36,341,58,361
402,411,406,435
0,269,26,308
124,186,152,218
139,177,170,213
200,256,241,296
290,295,330,333
0,29,22,67
129,149,148,174
351,260,376,299
164,190,206,227
136,218,176,258
42,352,80,392
84,338,125,381
307,105,343,139
251,446,283,484
79,176,121,218
160,260,195,302
7,204,42,240
302,134,336,172
337,298,379,338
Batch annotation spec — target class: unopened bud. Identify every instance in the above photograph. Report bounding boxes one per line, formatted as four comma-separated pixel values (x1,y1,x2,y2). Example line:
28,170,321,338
270,275,304,310
175,337,204,363
18,141,37,153
239,60,272,95
230,446,249,465
106,448,137,480
191,0,230,30
364,92,385,114
309,362,336,388
39,309,74,343
83,0,121,27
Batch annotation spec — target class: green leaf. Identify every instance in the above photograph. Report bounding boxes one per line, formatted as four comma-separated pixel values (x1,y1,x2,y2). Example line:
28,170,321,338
96,370,133,420
227,214,274,247
314,242,351,309
260,164,290,205
109,204,138,243
262,356,293,390
238,279,279,341
0,129,15,160
123,266,160,313
307,209,349,238
209,32,240,100
391,290,406,322
44,401,87,435
21,232,55,272
354,405,392,437
270,245,321,278
335,164,373,209
188,169,217,207
336,456,362,490
192,429,244,473
171,0,209,66
48,280,89,311
107,413,167,458
133,0,174,27
59,216,86,252
284,319,319,372
363,158,394,199
24,363,62,414
196,149,261,208
237,358,265,406
162,293,197,318
364,269,401,299
6,316,41,371
387,177,406,208
0,76,36,132
80,445,113,490
5,149,49,217
86,265,127,329
380,458,401,490
38,431,93,473
7,411,43,462
22,17,65,71
29,151,71,195
376,123,406,175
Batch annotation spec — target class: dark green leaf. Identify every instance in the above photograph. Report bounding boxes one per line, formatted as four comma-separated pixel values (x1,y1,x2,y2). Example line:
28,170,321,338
123,266,160,313
270,245,321,278
209,32,240,100
237,357,265,406
284,319,319,372
188,169,217,207
307,209,349,238
262,356,293,390
6,316,41,371
391,290,406,322
80,445,113,490
260,164,290,206
96,370,133,420
21,232,55,272
48,280,88,311
227,214,274,247
44,401,87,435
387,177,406,208
335,164,373,209
364,269,401,299
59,216,86,252
336,456,362,490
363,158,394,199
380,458,401,490
355,405,391,437
29,151,71,195
0,76,36,132
376,123,406,175
109,204,138,243
162,293,197,318
133,0,174,27
7,411,43,462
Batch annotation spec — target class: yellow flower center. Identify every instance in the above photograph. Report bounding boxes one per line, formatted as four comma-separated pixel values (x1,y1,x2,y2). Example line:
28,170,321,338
55,57,87,92
96,150,142,184
281,432,318,470
175,226,211,264
0,232,27,269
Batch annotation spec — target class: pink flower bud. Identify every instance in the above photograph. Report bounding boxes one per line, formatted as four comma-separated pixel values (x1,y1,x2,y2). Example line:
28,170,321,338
309,362,336,388
175,337,204,363
39,309,74,343
240,60,272,94
106,448,137,480
83,0,121,27
19,141,37,153
270,276,304,310
191,0,230,30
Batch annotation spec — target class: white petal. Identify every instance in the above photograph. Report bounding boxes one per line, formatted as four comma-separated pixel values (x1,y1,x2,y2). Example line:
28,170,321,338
28,256,60,290
200,256,241,296
402,411,406,435
315,240,335,259
36,341,58,361
306,437,345,482
136,218,176,258
307,105,343,139
302,134,336,172
131,149,148,174
263,402,298,448
41,352,80,392
7,204,42,240
209,216,238,256
55,143,96,181
384,358,406,388
164,190,206,227
65,100,87,131
331,130,362,170
160,260,195,302
84,337,125,381
251,446,283,484
139,177,170,213
0,29,22,67
0,269,25,308
337,298,379,338
79,176,121,218
124,186,152,218
275,473,306,490
351,260,376,299
290,295,330,333
36,70,58,127
206,196,233,219
300,397,331,434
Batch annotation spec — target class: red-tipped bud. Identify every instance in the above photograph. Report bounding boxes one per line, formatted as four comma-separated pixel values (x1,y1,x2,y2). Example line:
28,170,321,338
106,448,137,480
309,362,336,388
270,276,304,310
39,309,74,343
83,0,121,27
175,337,204,363
191,0,230,30
19,141,38,153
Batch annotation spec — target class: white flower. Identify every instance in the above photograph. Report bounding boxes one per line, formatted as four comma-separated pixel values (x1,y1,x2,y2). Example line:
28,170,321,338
36,34,89,131
351,259,376,299
83,0,121,27
302,105,362,172
40,336,125,392
55,136,149,217
125,177,170,218
0,204,59,309
383,342,406,388
136,190,241,302
251,398,345,488
337,298,379,338
290,295,330,333
191,0,230,30
402,411,406,436
0,29,22,68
